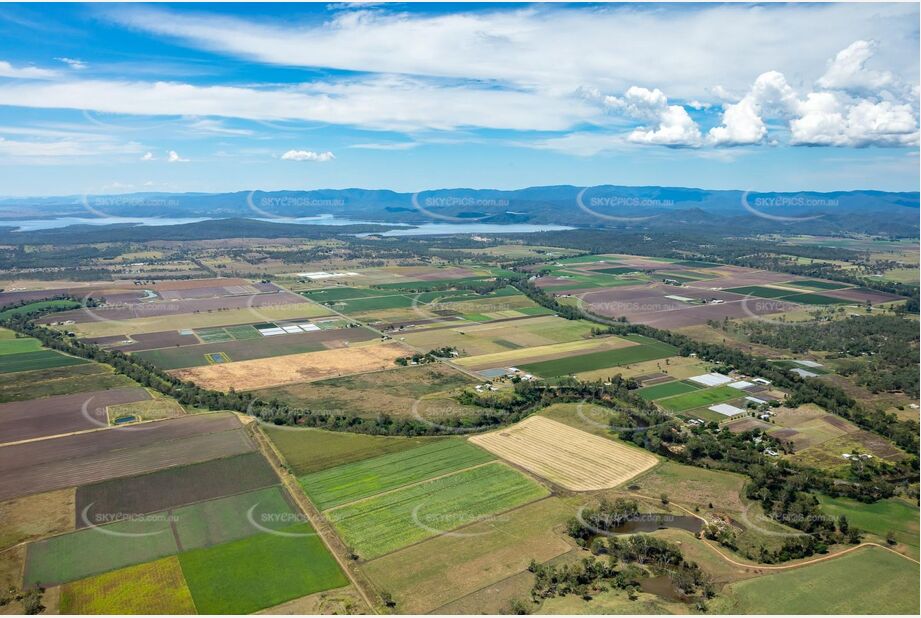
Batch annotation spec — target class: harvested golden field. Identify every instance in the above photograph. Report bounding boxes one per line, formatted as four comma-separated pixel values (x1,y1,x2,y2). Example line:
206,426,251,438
453,336,634,370
170,342,409,391
469,416,657,491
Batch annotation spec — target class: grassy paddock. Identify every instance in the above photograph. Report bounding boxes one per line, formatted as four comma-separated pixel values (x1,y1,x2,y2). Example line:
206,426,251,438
178,523,348,614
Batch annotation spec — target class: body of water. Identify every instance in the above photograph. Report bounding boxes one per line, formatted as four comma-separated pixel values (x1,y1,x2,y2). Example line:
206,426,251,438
0,216,571,236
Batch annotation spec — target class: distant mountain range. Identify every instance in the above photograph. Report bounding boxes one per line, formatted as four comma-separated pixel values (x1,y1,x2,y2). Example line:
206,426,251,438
0,185,918,237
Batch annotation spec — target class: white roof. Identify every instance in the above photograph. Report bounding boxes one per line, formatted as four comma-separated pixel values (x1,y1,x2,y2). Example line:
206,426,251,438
791,367,819,378
794,360,823,368
665,295,694,302
689,373,734,387
709,403,746,416
729,381,756,390
297,323,321,331
258,327,286,336
745,396,768,405
752,377,771,385
281,325,302,334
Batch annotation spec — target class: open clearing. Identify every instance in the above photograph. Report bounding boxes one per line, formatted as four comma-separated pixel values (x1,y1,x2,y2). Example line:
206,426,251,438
656,384,741,412
470,416,657,490
453,336,634,370
170,342,407,391
713,546,919,614
178,523,348,615
0,488,74,549
362,497,575,614
60,556,197,615
330,462,548,560
300,440,494,510
0,363,136,403
254,363,475,418
818,496,919,558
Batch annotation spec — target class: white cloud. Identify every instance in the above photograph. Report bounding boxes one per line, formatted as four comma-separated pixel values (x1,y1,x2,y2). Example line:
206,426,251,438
167,150,188,162
0,60,57,79
141,151,154,160
791,95,919,147
604,87,702,147
105,3,918,99
55,57,88,70
708,71,800,146
817,40,894,92
281,149,335,162
0,77,596,132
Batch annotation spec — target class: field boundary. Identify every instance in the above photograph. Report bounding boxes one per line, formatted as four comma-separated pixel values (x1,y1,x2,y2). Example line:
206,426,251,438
248,421,379,614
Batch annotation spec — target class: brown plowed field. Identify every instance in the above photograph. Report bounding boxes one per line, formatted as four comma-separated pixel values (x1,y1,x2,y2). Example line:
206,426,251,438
0,418,252,501
75,451,278,527
469,416,657,491
170,342,408,391
0,387,151,444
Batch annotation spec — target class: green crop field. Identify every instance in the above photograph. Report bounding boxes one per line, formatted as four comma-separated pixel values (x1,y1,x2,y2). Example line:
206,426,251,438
336,294,415,313
0,349,88,374
303,287,399,302
224,324,262,339
673,260,720,268
0,299,81,320
637,380,701,400
173,486,296,549
61,556,197,614
0,364,135,403
195,327,234,343
781,292,854,305
818,496,919,557
300,440,494,510
178,523,348,614
329,462,548,559
593,267,640,275
657,384,741,412
554,254,620,265
714,546,919,614
725,285,796,298
520,336,677,377
0,335,43,355
785,279,849,290
264,426,439,475
24,517,178,586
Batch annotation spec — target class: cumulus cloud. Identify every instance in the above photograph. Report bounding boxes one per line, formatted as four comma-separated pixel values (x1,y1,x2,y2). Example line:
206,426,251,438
817,40,894,92
604,87,702,147
281,149,335,162
0,60,57,79
167,150,188,162
141,151,154,161
708,71,799,145
708,42,918,148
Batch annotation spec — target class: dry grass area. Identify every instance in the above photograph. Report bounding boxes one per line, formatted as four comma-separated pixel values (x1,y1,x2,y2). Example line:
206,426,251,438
0,488,74,549
575,354,708,381
257,585,367,615
170,342,409,391
469,416,657,491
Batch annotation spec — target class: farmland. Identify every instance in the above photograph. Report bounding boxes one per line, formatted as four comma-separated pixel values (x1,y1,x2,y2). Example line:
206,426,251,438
0,240,916,615
178,524,349,614
329,461,548,559
61,556,197,615
713,546,919,614
170,342,407,390
469,416,658,490
300,440,495,509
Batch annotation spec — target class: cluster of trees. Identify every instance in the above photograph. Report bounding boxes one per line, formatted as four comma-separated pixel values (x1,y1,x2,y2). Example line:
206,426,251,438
394,347,458,365
526,535,713,607
720,314,919,398
567,498,640,543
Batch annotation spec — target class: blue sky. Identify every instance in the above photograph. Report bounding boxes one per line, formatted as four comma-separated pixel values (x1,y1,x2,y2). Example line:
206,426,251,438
0,2,918,196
